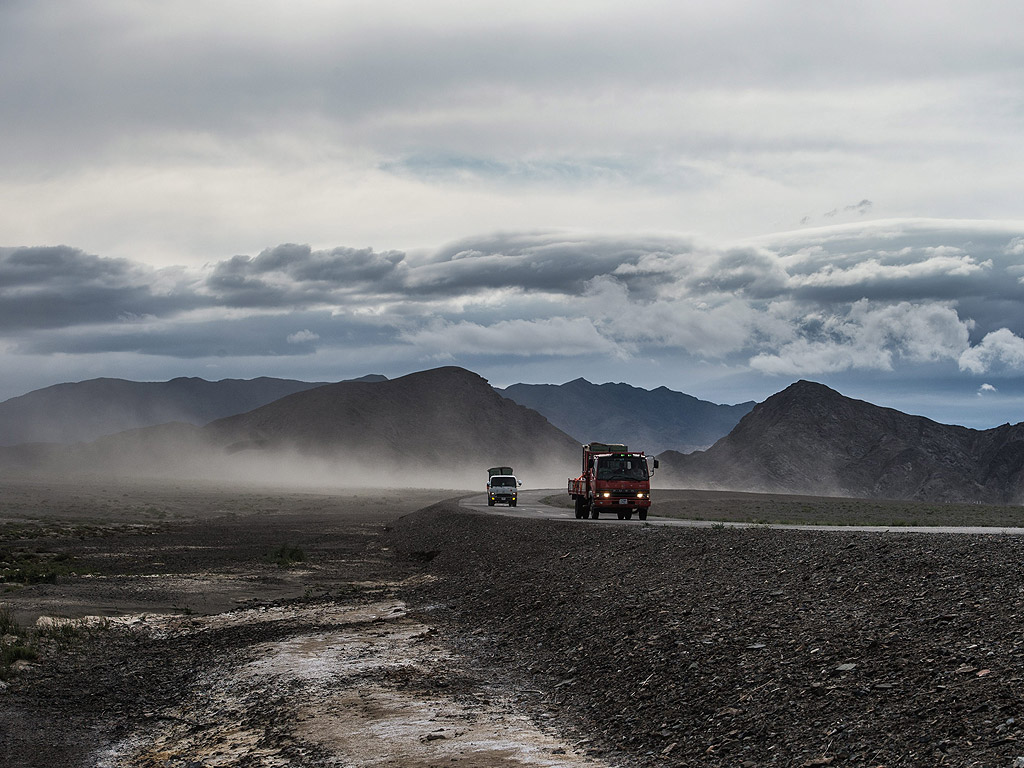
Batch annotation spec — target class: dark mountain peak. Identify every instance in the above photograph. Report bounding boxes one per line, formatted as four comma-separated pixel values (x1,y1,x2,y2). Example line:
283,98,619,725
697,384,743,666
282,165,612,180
661,381,1024,504
784,378,833,393
397,365,485,384
203,366,579,482
772,379,844,403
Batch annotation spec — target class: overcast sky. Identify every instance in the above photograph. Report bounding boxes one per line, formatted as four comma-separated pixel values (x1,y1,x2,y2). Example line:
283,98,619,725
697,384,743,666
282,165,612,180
2,1,1024,428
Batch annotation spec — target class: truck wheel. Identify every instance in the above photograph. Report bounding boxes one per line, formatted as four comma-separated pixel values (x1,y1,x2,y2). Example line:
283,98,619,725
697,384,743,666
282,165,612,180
590,508,599,520
574,498,585,519
638,509,647,521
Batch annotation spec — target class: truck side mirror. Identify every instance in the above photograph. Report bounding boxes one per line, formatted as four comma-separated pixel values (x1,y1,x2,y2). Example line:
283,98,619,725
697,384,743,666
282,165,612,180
653,459,659,469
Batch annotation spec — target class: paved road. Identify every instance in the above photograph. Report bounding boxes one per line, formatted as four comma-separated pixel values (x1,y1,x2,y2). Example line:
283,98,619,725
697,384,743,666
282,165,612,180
462,488,1024,535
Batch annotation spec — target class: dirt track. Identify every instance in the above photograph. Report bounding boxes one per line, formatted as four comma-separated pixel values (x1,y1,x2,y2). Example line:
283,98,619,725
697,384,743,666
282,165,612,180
3,480,1024,767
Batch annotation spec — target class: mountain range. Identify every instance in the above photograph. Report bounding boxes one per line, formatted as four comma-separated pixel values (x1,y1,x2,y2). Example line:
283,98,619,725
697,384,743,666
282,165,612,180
0,373,745,453
657,380,1024,504
5,369,1024,504
0,376,330,446
0,368,579,488
500,378,753,454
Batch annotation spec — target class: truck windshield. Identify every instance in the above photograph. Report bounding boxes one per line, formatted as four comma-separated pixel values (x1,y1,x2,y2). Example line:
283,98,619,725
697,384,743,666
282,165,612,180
490,477,516,487
596,457,649,481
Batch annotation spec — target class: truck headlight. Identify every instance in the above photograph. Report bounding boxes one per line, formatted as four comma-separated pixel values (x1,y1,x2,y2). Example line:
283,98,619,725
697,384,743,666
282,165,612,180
602,492,611,498
637,492,646,498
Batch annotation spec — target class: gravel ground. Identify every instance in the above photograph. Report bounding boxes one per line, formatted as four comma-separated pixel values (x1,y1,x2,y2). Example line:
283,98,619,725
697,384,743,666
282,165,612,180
3,486,1024,767
388,503,1024,767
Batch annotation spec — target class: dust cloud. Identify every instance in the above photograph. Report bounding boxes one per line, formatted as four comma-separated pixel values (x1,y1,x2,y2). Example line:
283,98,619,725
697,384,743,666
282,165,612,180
2,434,574,494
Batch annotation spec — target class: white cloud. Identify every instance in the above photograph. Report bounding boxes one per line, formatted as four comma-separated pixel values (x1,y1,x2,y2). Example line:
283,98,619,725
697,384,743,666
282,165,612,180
790,250,992,289
959,328,1024,374
978,383,997,396
749,301,971,376
286,329,319,344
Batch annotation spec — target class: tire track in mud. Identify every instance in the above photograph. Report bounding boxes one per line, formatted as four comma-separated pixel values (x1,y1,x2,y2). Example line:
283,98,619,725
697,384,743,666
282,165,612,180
93,596,612,768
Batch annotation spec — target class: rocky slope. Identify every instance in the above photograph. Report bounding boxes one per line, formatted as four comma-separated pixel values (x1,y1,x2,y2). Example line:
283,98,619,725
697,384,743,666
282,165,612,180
501,378,754,454
658,380,1024,503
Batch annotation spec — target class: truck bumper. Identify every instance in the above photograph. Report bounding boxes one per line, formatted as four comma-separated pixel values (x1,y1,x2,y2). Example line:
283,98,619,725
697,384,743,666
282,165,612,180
593,497,651,509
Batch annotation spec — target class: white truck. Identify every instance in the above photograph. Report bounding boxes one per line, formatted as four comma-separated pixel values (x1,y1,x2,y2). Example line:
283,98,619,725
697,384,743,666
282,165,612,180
486,466,521,507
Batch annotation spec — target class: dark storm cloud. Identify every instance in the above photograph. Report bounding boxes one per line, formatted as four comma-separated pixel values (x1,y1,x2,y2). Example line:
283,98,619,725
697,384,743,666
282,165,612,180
5,222,1024,381
763,225,1024,336
0,246,205,331
406,232,691,298
0,246,138,287
205,244,407,307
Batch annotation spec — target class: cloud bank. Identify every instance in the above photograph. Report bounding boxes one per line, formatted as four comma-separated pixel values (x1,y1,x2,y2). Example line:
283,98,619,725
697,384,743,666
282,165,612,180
3,219,1024,424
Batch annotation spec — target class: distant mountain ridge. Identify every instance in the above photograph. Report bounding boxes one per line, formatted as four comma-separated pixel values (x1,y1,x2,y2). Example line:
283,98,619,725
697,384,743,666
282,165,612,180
0,368,579,487
658,380,1024,504
0,375,385,446
500,378,754,454
205,367,578,469
2,373,748,455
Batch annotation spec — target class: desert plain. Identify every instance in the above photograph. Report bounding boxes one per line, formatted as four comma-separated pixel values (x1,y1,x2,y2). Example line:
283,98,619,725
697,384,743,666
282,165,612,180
2,477,1024,767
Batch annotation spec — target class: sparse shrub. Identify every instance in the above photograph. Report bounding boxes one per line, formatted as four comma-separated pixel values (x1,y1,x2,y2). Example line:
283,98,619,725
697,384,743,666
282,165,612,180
1,643,38,678
34,619,91,644
0,606,37,680
267,544,306,567
0,603,17,635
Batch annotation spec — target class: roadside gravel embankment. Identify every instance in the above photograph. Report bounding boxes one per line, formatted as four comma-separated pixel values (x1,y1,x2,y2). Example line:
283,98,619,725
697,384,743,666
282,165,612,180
389,502,1024,767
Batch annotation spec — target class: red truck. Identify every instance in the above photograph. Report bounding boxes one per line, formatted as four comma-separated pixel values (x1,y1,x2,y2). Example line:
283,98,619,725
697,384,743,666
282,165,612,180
568,442,658,521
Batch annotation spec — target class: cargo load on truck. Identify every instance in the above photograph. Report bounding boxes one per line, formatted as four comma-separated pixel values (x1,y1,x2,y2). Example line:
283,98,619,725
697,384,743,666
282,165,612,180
568,443,657,520
486,466,521,507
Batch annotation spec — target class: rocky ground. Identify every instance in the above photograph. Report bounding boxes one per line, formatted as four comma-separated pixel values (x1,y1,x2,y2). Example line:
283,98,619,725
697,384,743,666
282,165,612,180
2,480,1024,766
390,505,1024,767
